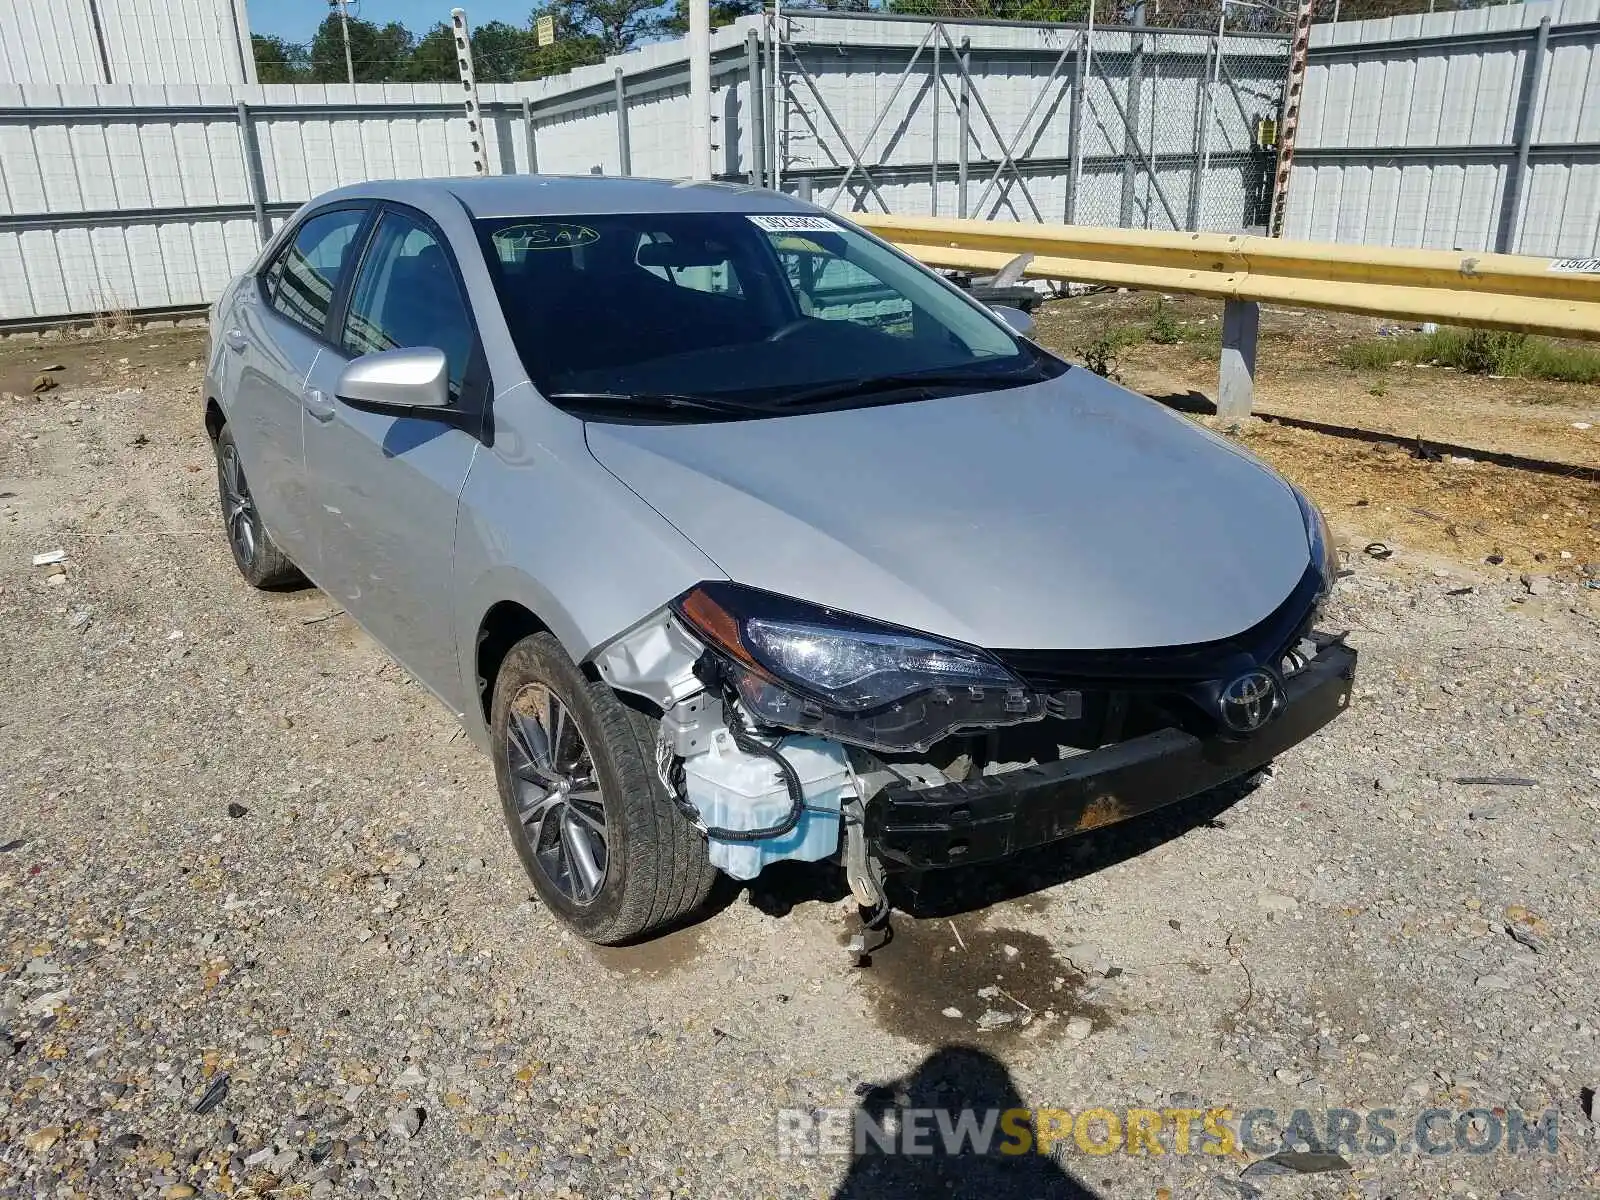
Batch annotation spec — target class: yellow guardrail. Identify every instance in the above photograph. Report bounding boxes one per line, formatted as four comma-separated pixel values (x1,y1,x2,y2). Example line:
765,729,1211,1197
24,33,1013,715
853,214,1600,341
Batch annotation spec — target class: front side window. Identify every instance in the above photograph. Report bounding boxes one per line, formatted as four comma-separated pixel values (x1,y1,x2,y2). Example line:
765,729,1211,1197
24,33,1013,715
265,208,365,336
475,211,1048,421
341,211,475,396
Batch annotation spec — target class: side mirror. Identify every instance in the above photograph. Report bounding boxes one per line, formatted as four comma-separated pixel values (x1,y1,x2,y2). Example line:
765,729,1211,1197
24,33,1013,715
991,305,1036,340
337,347,451,411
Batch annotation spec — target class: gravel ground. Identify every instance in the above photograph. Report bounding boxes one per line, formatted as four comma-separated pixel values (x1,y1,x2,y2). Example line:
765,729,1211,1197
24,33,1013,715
2,373,1599,1200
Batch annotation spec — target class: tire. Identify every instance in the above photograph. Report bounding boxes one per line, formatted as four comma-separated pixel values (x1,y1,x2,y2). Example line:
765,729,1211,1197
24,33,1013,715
490,632,717,944
214,424,301,589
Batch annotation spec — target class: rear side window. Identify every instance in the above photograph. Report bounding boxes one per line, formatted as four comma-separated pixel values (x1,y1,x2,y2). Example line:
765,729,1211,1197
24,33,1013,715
263,208,366,336
340,211,475,397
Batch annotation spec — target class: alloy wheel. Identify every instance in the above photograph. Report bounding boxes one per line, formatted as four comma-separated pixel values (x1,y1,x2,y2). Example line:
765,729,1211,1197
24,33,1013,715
505,684,609,905
220,444,258,566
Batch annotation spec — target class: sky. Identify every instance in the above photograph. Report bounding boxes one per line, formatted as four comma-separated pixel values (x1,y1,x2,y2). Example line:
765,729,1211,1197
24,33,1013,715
251,0,534,45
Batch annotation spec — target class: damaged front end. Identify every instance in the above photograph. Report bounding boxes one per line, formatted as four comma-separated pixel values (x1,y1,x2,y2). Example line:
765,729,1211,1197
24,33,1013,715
594,573,1356,911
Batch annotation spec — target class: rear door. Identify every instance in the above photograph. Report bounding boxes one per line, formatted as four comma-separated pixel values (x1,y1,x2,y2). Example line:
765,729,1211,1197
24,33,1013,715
301,204,487,706
226,205,370,572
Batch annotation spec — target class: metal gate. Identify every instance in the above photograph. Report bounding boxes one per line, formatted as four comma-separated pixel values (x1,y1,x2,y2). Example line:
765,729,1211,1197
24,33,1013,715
765,11,1290,234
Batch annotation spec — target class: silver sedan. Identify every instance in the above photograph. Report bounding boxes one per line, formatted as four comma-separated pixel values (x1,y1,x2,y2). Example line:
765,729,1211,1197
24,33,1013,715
204,176,1353,943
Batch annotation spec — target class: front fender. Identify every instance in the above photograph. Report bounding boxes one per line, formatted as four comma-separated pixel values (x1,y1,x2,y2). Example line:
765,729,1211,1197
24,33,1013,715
451,390,724,749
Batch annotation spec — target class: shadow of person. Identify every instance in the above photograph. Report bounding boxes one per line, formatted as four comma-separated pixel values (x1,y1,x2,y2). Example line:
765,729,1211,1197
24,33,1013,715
831,1045,1103,1199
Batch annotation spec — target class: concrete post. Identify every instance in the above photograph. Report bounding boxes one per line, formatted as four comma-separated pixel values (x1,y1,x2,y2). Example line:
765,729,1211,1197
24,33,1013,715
522,97,537,173
688,0,712,179
614,68,632,176
746,29,766,188
1218,299,1259,421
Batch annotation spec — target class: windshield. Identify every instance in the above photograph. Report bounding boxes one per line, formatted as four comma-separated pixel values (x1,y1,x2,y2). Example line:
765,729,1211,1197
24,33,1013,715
474,211,1058,420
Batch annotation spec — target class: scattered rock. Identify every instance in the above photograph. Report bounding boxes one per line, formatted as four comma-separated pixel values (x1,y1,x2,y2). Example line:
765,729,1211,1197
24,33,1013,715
1474,973,1514,992
1258,893,1299,914
1521,573,1551,596
1064,1015,1093,1041
31,374,57,393
1506,922,1546,954
387,1106,424,1140
974,1009,1015,1032
227,803,248,819
940,1006,963,1019
23,1126,63,1153
192,1073,230,1114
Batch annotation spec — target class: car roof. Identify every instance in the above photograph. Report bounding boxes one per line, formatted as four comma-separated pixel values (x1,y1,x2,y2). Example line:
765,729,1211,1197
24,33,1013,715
310,175,815,219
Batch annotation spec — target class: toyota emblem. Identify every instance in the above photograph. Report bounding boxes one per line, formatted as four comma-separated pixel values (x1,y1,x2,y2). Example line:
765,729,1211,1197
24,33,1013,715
1218,669,1284,732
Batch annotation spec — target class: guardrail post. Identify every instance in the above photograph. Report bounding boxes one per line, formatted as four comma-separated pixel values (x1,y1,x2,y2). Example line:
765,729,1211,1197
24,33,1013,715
1218,299,1259,420
235,101,270,248
614,68,632,176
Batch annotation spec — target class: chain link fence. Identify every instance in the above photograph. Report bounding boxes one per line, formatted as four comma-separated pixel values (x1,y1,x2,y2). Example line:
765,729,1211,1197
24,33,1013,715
774,13,1290,233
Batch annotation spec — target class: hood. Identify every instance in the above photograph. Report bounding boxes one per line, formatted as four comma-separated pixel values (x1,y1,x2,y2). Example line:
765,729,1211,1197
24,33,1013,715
584,370,1312,650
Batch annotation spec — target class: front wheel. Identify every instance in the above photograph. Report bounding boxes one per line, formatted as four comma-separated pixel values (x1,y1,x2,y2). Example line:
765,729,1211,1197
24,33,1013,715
490,632,716,944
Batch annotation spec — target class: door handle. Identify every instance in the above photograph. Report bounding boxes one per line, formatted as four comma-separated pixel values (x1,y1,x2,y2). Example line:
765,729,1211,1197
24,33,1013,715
303,387,336,422
223,329,247,353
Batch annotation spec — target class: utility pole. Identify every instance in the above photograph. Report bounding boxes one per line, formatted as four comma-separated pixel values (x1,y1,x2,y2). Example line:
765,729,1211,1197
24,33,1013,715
330,0,355,86
688,0,712,179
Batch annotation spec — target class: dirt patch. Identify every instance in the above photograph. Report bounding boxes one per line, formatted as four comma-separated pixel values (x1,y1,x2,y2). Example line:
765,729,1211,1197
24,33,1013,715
590,921,708,978
851,919,1112,1048
0,325,207,398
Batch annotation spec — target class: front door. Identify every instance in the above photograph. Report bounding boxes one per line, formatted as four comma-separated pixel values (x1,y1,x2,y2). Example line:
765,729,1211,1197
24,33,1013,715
227,205,369,573
301,205,485,710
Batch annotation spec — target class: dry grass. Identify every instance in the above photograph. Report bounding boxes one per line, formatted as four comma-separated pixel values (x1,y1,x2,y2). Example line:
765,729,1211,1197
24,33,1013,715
1338,327,1600,385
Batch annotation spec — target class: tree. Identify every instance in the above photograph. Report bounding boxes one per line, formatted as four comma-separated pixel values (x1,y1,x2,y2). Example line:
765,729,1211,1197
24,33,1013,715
252,33,311,83
531,0,663,58
659,0,764,37
409,19,532,83
307,14,416,84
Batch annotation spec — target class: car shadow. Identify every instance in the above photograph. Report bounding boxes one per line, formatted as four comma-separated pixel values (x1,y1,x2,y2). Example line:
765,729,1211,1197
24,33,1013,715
830,1044,1104,1199
723,772,1263,924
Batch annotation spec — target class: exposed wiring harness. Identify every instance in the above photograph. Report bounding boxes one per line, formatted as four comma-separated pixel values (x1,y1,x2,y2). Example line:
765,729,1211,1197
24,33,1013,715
654,674,836,844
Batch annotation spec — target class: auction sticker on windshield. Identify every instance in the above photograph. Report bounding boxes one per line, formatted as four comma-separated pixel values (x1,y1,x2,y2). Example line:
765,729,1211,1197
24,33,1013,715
747,214,841,233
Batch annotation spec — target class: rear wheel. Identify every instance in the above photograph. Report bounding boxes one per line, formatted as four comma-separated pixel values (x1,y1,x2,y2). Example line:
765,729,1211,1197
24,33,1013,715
490,632,716,944
214,425,300,589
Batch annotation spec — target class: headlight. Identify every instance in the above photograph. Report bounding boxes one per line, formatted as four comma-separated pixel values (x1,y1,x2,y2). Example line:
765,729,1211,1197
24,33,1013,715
1293,487,1337,598
673,582,1043,753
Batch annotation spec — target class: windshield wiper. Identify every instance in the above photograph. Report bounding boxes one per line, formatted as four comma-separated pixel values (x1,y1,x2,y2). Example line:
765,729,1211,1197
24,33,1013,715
547,390,768,417
770,362,1049,411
